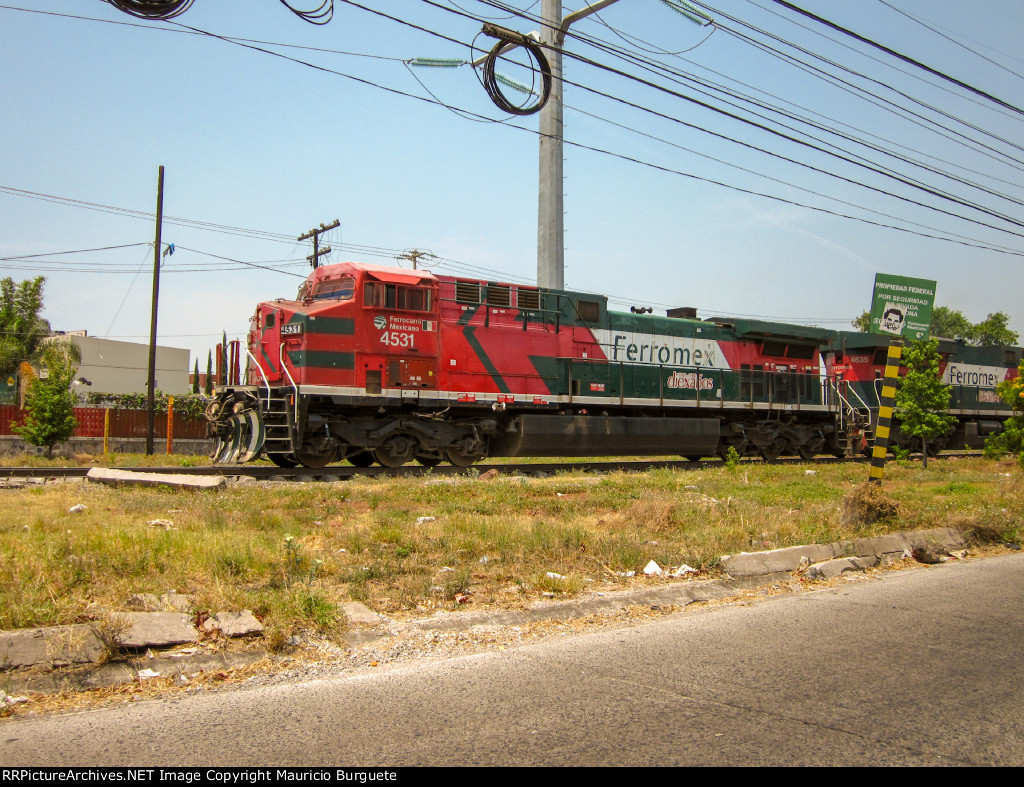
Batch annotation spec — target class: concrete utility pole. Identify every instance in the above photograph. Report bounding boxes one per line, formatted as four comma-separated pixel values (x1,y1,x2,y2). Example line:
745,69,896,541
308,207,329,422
299,219,340,269
537,0,621,290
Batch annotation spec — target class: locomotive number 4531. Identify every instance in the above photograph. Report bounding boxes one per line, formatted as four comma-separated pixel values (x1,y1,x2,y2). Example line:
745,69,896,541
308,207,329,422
380,331,415,348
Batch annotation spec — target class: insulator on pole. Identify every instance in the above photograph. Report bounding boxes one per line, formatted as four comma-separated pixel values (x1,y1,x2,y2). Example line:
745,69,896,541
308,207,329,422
660,0,712,25
495,72,534,95
409,57,465,68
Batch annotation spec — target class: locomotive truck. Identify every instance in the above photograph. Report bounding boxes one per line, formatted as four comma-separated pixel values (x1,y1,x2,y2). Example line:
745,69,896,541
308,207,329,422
206,261,1019,467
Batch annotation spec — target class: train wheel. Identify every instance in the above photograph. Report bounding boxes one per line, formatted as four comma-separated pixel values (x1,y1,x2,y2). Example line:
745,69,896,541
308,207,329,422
416,453,443,468
797,445,816,460
347,450,375,468
684,456,704,462
375,436,417,468
445,446,483,467
760,439,785,461
294,450,333,469
268,453,298,468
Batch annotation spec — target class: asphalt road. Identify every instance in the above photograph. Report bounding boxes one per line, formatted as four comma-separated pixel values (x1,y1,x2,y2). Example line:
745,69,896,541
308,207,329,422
3,553,1022,766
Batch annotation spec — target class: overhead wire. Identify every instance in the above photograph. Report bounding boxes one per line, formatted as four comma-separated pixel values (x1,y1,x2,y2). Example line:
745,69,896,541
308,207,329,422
17,2,1024,251
768,0,1024,118
10,2,1024,270
469,0,1024,232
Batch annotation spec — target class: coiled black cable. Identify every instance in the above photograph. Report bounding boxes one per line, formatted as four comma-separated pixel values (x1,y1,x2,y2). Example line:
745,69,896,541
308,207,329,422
105,0,195,20
106,1,334,25
279,1,334,25
480,24,551,116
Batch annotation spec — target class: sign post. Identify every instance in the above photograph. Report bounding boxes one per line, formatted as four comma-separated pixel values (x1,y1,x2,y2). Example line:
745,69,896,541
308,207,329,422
866,273,937,484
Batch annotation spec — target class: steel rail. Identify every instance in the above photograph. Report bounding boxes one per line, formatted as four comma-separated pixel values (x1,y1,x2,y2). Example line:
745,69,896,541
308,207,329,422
0,452,981,483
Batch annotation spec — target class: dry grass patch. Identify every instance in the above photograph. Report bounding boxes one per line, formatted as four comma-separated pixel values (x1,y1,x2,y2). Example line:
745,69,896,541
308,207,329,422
1,457,1021,646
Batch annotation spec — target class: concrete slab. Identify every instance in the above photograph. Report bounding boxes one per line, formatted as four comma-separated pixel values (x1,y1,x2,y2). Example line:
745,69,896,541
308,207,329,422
806,556,879,581
113,612,199,649
202,611,264,638
87,467,226,490
342,602,387,627
721,544,839,577
0,625,106,668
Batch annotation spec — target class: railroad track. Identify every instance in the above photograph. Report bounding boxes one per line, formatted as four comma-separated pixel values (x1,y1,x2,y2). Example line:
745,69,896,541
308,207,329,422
0,452,981,483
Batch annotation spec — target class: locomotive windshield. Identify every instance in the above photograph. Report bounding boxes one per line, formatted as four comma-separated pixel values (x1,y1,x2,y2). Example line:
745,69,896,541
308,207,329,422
311,275,355,301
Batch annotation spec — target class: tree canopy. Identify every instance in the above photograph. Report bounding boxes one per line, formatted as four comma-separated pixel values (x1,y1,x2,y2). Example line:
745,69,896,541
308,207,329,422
0,277,50,378
852,306,1019,346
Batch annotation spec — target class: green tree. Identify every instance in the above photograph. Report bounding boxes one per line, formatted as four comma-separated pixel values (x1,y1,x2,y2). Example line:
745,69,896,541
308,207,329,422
205,351,213,396
928,306,974,342
984,361,1024,462
853,306,1019,346
894,339,957,468
972,312,1019,346
14,340,80,458
192,359,200,394
0,277,50,378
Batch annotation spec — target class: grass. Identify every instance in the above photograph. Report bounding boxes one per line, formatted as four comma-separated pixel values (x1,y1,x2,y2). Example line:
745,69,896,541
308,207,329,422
0,455,1020,649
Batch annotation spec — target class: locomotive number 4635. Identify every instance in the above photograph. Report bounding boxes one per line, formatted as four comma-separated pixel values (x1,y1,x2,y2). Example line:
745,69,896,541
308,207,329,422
380,331,415,348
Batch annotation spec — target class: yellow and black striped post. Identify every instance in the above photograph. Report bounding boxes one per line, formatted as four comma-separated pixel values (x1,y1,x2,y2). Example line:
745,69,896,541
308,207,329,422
869,340,904,484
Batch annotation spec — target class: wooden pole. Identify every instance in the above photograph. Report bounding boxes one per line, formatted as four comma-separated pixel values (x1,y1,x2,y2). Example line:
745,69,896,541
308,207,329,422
146,165,165,455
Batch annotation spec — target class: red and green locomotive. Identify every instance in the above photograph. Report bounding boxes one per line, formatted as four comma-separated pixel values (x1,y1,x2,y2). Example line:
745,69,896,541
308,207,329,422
206,261,1018,467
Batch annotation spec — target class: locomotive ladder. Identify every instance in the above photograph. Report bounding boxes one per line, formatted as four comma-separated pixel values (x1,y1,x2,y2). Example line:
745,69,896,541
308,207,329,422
828,380,874,456
261,392,295,455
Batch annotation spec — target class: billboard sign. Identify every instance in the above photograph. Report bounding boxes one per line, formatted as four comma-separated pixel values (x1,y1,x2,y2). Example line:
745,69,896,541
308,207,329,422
869,273,936,341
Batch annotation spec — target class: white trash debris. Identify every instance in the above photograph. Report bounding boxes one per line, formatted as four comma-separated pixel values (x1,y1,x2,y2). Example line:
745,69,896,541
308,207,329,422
668,564,698,577
137,669,160,679
148,519,175,529
68,504,87,513
546,572,565,580
643,560,663,576
415,516,436,525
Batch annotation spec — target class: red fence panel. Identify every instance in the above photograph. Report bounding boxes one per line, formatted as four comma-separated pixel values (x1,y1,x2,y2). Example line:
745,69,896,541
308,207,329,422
0,405,206,439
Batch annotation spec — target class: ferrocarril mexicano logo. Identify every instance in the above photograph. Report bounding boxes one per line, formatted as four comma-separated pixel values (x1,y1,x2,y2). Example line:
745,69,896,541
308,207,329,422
592,330,726,368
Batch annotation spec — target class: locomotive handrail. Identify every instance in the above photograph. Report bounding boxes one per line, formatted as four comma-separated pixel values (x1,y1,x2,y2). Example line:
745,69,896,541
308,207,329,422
847,382,872,414
279,344,299,424
245,348,272,408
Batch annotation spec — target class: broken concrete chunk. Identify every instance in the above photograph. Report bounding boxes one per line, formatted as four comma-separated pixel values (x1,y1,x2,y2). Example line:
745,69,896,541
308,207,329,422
87,467,226,490
341,601,383,627
201,610,264,638
0,625,107,668
124,593,162,612
805,556,878,581
113,612,199,649
912,545,951,565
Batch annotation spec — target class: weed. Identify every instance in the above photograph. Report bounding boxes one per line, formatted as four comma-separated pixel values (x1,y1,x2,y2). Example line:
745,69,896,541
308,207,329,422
282,535,322,588
723,445,741,470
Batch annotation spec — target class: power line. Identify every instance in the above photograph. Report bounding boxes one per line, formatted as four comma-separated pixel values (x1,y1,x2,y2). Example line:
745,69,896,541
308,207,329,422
768,0,1024,117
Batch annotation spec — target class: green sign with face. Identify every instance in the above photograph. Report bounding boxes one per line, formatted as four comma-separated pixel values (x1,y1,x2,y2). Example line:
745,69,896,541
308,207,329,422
869,273,936,341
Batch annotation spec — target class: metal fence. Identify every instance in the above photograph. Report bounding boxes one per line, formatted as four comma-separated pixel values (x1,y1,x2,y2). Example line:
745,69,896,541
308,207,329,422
0,405,207,439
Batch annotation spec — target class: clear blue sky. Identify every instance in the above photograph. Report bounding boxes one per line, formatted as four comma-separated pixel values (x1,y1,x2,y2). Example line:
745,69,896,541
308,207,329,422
2,0,1023,367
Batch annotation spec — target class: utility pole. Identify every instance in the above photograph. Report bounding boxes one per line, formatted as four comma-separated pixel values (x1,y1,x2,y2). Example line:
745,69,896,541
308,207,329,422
397,249,436,270
299,219,340,269
537,0,622,291
146,165,164,456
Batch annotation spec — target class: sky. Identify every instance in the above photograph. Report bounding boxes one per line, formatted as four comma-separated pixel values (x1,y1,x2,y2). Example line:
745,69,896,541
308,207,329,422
2,0,1023,368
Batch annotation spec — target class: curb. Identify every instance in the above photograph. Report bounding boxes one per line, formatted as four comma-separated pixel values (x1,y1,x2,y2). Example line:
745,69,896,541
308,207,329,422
0,527,978,698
